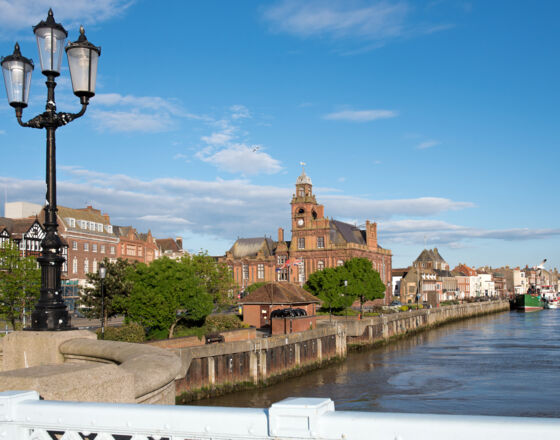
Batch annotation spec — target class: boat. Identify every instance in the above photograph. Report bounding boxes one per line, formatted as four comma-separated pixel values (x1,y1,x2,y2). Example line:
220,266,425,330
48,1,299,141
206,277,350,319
544,298,558,309
514,285,543,312
540,286,558,309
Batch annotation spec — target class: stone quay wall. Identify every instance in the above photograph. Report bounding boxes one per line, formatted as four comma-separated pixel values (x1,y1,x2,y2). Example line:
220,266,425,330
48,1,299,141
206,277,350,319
173,301,509,401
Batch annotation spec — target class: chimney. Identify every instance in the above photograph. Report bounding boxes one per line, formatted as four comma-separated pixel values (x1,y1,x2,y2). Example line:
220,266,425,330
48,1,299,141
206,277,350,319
278,227,284,242
102,213,110,223
176,237,183,249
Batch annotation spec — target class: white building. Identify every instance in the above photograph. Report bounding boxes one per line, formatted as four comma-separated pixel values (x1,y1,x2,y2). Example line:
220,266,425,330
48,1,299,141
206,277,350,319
4,202,42,219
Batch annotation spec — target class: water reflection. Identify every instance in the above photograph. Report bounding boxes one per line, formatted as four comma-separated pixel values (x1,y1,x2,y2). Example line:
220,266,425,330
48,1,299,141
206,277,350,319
190,311,560,417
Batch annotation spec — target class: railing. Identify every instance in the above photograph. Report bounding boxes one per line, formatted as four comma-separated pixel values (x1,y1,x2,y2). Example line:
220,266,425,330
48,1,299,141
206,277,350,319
1,391,559,440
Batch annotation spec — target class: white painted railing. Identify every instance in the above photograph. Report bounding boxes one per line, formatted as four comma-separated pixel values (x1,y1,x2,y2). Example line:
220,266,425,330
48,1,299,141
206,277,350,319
0,390,559,440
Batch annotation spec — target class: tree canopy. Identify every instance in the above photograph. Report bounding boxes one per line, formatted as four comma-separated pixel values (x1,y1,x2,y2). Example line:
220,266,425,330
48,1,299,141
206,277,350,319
304,258,386,314
0,240,41,329
126,257,213,338
80,258,134,326
187,252,236,309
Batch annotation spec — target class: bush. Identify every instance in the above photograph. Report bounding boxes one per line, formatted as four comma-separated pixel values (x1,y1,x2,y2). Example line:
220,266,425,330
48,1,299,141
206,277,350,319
205,314,245,332
97,322,145,343
399,305,409,312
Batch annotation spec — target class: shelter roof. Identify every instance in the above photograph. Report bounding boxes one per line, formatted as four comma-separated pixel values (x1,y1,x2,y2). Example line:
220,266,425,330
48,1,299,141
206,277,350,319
240,282,321,305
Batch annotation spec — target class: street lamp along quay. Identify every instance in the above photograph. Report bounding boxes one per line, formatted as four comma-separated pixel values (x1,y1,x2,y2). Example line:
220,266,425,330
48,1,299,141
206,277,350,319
98,263,107,339
1,9,101,331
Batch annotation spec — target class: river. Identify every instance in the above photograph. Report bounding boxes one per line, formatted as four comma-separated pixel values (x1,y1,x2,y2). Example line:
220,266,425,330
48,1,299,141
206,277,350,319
191,310,560,417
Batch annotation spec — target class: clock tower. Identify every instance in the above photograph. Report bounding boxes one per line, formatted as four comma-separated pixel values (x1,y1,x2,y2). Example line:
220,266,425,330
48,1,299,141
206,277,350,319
291,167,324,231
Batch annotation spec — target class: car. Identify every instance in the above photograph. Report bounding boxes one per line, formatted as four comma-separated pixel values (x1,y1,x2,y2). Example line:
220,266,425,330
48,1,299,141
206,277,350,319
390,300,402,307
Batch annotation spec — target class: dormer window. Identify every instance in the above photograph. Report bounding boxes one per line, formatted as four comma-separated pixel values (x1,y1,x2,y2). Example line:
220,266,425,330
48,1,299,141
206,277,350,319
79,220,87,229
89,222,95,231
97,223,103,232
66,218,76,228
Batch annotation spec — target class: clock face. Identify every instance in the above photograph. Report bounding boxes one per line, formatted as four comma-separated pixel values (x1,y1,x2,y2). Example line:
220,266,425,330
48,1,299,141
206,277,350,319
297,218,304,226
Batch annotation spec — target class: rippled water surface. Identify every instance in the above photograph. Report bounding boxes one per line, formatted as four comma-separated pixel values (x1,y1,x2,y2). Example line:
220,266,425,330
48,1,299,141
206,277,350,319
191,311,560,417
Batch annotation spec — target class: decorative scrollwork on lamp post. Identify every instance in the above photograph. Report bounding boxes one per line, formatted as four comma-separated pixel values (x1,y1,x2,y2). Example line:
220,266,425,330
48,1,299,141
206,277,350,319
1,9,101,330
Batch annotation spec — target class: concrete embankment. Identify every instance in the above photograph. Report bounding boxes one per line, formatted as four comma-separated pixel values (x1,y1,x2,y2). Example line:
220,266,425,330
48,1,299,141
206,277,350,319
173,300,509,402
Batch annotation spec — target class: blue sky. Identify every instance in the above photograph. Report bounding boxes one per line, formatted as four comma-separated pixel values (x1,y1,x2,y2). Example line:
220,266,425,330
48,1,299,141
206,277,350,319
0,0,559,270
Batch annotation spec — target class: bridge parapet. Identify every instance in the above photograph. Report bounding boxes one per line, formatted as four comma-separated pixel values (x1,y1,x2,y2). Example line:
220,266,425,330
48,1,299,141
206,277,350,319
0,390,559,440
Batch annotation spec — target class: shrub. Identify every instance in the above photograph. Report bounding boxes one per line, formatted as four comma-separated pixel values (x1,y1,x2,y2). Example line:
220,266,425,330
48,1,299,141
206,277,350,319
205,314,244,332
400,305,409,312
97,322,145,343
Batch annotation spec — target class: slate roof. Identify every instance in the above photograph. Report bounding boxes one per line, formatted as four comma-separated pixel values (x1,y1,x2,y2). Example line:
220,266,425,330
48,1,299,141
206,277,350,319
239,282,321,305
329,220,366,246
156,238,181,252
113,225,134,238
229,237,276,258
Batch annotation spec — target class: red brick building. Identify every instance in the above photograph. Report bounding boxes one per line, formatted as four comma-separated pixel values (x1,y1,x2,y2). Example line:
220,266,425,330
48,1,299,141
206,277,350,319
221,170,393,302
239,282,320,332
114,226,159,264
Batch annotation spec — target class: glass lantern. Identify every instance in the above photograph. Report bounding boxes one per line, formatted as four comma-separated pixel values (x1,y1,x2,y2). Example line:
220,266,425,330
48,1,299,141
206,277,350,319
33,9,68,75
66,26,101,98
1,43,34,108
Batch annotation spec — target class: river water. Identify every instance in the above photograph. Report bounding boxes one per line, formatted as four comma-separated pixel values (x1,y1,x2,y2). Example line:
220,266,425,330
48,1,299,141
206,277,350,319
192,310,560,417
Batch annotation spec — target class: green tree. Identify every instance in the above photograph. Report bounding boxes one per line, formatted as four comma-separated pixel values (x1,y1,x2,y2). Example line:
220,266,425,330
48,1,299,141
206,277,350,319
80,258,134,328
187,252,236,309
304,267,349,315
0,240,41,329
245,281,267,295
343,258,386,315
126,257,213,338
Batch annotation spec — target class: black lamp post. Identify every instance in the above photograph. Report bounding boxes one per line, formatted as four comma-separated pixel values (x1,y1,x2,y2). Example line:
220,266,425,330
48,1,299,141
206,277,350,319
1,9,101,330
98,263,107,338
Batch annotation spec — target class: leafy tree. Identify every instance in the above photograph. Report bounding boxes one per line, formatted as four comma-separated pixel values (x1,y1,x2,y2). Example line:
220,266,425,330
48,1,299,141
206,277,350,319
186,252,236,308
126,257,213,338
245,281,267,295
304,267,349,315
80,258,134,328
0,240,40,329
343,258,386,315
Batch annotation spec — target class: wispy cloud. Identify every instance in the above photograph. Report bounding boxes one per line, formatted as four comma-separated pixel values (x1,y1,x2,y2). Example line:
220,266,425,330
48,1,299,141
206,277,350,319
196,144,282,175
324,109,398,122
89,93,206,133
3,171,554,254
380,219,560,246
262,0,452,51
230,105,251,120
0,0,134,39
416,139,440,149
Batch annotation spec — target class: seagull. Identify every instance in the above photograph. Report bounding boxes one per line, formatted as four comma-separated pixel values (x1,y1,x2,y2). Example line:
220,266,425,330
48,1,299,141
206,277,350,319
252,145,260,152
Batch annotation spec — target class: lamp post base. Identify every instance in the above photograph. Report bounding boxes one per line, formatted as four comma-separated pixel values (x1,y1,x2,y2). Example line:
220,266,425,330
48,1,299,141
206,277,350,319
27,307,73,331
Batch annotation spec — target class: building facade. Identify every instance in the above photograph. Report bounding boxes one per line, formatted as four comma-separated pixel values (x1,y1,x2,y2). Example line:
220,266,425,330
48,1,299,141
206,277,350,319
222,170,393,302
114,226,159,264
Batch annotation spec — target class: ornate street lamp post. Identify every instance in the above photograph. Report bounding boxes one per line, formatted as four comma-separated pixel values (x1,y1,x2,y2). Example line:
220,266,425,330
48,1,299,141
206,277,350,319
98,263,107,338
1,9,101,330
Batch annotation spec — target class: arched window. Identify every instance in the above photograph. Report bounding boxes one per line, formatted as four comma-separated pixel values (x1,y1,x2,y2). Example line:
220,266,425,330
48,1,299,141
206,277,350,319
317,261,324,270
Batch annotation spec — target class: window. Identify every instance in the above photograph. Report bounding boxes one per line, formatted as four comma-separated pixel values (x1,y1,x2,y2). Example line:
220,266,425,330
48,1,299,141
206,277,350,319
72,241,77,250
298,260,305,283
72,257,78,274
89,222,95,231
110,246,115,255
66,218,75,228
298,188,304,197
84,243,89,251
138,247,143,257
105,225,113,234
318,260,324,270
97,224,103,232
278,269,288,281
78,220,87,229
257,264,264,279
337,259,344,267
277,255,286,265
298,237,305,249
84,258,89,274
92,244,97,253
93,259,97,273
100,245,105,253
242,264,249,280
317,236,324,248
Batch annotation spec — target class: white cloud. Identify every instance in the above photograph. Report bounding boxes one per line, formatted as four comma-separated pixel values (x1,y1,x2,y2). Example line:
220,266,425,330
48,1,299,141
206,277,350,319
0,0,134,38
379,219,560,246
262,0,409,40
4,171,556,254
417,139,440,149
196,144,282,175
230,105,251,120
201,132,234,146
89,93,205,133
324,109,398,122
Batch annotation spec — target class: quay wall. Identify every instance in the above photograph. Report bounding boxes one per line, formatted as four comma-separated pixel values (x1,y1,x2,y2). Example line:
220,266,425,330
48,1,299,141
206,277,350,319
173,301,509,402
